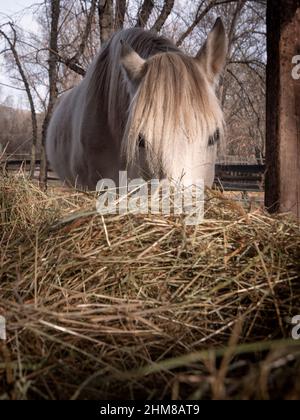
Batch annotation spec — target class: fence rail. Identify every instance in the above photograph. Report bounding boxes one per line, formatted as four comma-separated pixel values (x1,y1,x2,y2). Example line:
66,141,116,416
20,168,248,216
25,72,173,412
1,159,265,192
215,164,265,192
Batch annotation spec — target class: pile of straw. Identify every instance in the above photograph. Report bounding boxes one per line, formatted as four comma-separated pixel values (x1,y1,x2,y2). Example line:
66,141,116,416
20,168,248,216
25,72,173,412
1,174,300,400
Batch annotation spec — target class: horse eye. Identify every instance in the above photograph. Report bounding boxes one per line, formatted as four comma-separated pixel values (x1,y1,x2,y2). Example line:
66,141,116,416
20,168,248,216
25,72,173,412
138,135,145,148
208,129,220,146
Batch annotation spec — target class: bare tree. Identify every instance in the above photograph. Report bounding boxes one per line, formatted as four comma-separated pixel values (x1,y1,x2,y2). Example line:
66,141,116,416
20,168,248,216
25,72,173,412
72,0,97,62
0,23,38,178
152,0,175,33
136,0,154,28
98,0,114,43
40,0,61,187
59,0,97,76
115,0,127,30
220,0,247,106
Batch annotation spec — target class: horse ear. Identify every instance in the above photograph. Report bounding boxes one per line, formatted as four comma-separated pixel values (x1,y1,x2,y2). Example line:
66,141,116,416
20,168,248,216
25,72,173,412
195,18,228,84
120,40,146,85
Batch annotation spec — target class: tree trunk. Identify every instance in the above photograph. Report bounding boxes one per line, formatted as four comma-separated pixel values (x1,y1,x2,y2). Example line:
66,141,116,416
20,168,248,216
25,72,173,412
265,0,300,219
115,0,127,30
40,0,61,189
136,0,154,28
151,0,175,33
98,0,114,43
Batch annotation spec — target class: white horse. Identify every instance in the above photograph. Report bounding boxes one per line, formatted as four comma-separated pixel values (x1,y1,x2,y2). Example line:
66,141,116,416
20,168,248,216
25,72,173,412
46,18,227,190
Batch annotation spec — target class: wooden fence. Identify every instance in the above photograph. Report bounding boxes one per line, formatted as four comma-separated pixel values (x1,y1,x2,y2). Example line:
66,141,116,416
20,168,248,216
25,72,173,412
215,164,265,192
1,159,265,192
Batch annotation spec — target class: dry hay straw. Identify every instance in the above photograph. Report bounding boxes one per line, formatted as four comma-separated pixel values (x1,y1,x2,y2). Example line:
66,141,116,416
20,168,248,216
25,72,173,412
0,173,300,400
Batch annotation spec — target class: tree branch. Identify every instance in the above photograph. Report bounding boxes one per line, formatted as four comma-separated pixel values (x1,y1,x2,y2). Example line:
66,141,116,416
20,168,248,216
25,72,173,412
98,0,114,43
176,0,217,47
136,0,154,28
73,0,97,62
115,0,127,30
151,0,175,33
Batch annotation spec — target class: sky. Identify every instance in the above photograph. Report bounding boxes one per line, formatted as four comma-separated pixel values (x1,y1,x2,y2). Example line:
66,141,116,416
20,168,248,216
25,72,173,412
0,0,38,28
0,0,31,14
0,0,39,108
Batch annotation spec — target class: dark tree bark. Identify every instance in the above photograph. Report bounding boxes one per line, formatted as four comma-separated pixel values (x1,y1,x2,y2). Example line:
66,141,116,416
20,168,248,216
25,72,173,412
98,0,114,43
0,24,38,179
136,0,154,28
151,0,175,33
40,0,61,188
265,0,300,219
115,0,127,30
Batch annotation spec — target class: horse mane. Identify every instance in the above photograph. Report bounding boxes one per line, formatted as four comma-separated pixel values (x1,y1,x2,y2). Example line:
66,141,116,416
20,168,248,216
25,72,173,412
86,28,224,175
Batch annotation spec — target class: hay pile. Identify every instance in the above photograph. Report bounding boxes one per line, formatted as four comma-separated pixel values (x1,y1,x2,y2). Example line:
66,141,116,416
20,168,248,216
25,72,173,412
0,174,300,400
